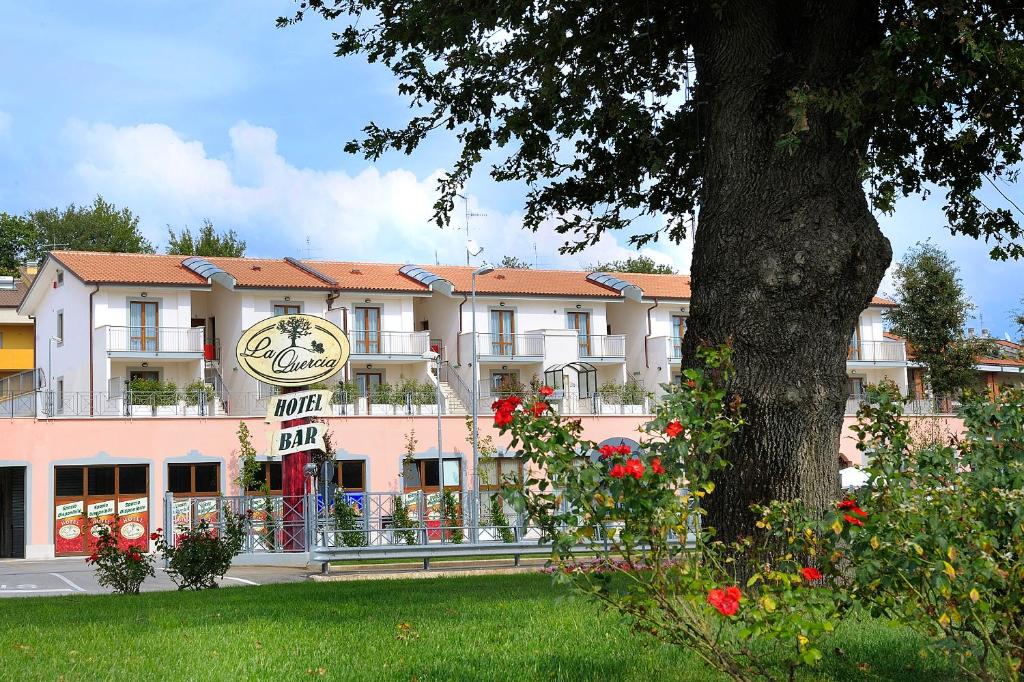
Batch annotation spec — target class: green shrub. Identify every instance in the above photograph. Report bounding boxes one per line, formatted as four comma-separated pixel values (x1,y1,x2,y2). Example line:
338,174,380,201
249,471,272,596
85,525,155,594
442,489,464,544
488,493,515,543
152,513,245,590
183,380,214,406
334,490,367,547
128,378,178,406
391,495,418,545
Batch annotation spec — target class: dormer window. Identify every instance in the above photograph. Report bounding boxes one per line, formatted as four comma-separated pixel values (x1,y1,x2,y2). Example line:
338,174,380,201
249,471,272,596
56,270,64,287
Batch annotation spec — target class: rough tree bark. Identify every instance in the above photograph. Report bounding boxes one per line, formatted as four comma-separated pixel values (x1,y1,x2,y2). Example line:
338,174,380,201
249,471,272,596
687,2,892,540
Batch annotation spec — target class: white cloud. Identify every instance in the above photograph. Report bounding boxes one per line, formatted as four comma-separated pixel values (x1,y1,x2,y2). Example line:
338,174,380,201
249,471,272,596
0,111,11,137
63,119,693,272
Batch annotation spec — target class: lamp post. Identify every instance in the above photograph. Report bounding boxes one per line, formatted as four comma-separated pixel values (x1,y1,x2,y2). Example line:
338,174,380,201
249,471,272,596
421,349,444,541
469,263,494,538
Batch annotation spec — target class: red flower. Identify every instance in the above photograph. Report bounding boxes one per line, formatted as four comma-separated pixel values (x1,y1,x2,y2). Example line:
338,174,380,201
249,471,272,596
686,379,697,389
149,532,161,541
650,458,665,475
843,513,865,527
707,586,742,616
506,395,522,408
801,567,823,581
530,401,548,417
609,464,627,478
539,385,554,397
665,420,683,438
615,444,632,455
86,553,99,564
494,408,514,427
625,457,645,480
837,499,867,517
599,444,616,459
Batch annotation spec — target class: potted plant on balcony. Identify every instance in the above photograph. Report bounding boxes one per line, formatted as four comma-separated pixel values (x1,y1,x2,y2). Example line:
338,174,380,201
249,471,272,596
369,381,397,415
183,380,216,416
329,380,358,416
128,378,179,416
620,379,651,415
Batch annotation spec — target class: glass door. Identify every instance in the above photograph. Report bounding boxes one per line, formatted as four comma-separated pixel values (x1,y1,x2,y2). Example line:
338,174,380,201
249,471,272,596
670,314,686,358
490,309,515,355
354,307,381,354
129,301,159,351
355,371,383,398
567,311,591,356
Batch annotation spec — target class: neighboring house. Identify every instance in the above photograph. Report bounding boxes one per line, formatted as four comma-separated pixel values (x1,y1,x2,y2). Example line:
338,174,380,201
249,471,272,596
0,267,36,381
17,250,905,418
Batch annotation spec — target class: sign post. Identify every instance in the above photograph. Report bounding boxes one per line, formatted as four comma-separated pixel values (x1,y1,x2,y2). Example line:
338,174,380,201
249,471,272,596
236,314,349,551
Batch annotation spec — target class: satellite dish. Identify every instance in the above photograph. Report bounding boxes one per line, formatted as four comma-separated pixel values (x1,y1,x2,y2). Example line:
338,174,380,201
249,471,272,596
466,239,483,257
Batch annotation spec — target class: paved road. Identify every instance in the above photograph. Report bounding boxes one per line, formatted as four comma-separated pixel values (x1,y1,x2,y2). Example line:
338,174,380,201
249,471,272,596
0,557,310,597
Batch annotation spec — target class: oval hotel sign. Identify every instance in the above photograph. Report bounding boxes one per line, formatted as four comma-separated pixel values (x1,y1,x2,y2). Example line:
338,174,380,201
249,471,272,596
235,314,350,387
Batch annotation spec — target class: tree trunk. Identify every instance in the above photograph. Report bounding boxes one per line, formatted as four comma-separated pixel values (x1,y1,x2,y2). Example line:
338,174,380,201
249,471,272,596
689,2,891,540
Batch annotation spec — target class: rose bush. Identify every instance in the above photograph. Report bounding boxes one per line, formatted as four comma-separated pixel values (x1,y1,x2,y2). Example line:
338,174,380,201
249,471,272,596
86,524,155,594
501,345,844,681
152,512,245,590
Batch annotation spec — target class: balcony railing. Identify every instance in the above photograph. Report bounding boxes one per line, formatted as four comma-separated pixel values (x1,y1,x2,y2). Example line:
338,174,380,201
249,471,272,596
349,330,430,356
104,326,204,354
475,332,545,358
847,339,906,362
844,393,960,416
578,334,626,359
670,336,683,360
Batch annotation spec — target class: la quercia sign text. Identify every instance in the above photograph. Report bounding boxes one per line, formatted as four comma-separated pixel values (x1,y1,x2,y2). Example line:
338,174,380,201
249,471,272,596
235,314,350,387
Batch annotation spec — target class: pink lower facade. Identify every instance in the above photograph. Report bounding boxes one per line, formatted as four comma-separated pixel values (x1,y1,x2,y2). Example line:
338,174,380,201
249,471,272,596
0,415,962,559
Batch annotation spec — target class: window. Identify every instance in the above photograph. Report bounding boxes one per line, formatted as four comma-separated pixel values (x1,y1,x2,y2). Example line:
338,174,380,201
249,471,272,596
848,328,862,360
331,460,366,491
354,371,384,397
56,311,64,343
0,331,4,349
478,457,523,491
490,309,515,355
55,378,64,414
567,311,591,356
847,377,865,399
670,315,686,358
55,466,85,497
353,307,381,353
129,301,159,351
246,461,283,495
273,304,302,316
52,464,150,557
167,463,220,496
403,459,461,492
489,370,520,395
56,270,64,287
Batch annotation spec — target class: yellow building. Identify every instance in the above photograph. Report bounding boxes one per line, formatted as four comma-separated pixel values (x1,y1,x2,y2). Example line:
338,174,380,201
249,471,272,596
0,269,35,381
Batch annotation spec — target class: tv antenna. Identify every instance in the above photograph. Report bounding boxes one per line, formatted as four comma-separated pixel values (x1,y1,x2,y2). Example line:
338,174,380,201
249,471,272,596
42,228,69,252
300,236,321,260
456,193,487,265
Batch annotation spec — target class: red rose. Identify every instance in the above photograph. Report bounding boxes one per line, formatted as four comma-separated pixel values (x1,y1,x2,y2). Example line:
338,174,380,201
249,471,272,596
707,586,741,616
625,458,645,479
665,420,683,438
609,464,627,478
650,458,665,474
837,499,867,517
494,408,514,427
801,567,823,581
87,553,99,564
615,444,632,455
599,444,616,459
150,532,161,541
843,513,865,527
506,395,522,408
686,379,697,389
539,385,554,397
530,401,548,417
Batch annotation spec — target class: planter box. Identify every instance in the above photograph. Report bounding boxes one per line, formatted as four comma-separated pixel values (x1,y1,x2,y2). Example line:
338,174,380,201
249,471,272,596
415,404,438,415
370,403,398,416
155,404,180,417
330,403,357,416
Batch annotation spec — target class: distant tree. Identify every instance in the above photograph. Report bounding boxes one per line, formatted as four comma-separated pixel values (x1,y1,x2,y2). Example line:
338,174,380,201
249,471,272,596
166,220,246,258
23,195,154,259
884,243,993,395
1013,298,1024,345
497,255,531,269
588,256,676,275
0,213,34,275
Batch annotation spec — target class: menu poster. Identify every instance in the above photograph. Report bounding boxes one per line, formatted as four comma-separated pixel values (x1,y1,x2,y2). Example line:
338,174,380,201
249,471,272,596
172,500,192,533
117,497,149,550
55,501,85,555
86,500,116,550
196,499,219,536
425,492,442,541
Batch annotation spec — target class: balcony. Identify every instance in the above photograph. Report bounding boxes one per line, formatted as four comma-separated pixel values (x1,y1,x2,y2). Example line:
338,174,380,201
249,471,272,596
103,326,204,358
473,332,545,361
349,330,430,358
578,334,626,362
847,340,907,363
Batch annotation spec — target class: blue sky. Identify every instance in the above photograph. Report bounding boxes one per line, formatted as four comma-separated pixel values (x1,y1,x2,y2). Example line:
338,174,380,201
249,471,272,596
0,1,1021,336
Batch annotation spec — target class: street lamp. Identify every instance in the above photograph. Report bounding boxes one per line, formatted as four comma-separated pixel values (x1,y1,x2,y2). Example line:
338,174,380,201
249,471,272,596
421,349,444,541
469,263,494,538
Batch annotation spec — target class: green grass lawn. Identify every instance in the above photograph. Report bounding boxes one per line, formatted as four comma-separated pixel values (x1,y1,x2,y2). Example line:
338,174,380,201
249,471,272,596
0,573,957,681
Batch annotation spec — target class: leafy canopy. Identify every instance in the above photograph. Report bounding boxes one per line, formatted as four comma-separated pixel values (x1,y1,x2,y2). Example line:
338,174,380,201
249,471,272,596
166,219,246,257
0,195,153,273
281,2,1024,258
587,256,675,275
883,242,993,394
497,255,531,269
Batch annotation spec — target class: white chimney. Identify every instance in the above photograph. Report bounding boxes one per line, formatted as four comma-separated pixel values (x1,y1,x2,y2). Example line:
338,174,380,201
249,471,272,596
981,329,990,338
967,327,975,337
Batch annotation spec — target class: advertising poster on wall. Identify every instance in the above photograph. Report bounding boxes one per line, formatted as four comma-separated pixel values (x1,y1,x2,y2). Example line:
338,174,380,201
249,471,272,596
425,492,442,541
117,497,149,550
196,499,219,536
172,499,191,532
55,501,85,555
87,500,116,550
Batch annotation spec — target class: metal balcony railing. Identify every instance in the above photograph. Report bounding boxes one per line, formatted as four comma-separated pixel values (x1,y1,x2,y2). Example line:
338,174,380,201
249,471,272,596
578,334,626,359
349,330,430,356
104,326,204,354
475,332,545,358
670,336,683,359
847,340,907,362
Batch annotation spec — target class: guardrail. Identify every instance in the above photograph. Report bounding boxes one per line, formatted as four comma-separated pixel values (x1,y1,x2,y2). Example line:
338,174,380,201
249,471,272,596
475,332,545,358
104,325,205,354
847,340,907,362
350,330,430,356
579,334,626,359
845,393,961,416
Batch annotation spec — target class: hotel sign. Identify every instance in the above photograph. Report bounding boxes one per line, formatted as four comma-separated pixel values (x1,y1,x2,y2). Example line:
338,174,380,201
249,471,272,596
269,422,327,456
264,389,332,423
235,314,349,387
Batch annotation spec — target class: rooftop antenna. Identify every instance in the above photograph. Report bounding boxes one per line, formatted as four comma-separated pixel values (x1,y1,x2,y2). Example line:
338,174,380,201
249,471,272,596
456,193,487,265
42,228,69,252
300,236,321,260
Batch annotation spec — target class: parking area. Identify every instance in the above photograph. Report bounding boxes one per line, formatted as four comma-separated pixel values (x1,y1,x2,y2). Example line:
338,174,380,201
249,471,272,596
0,557,311,597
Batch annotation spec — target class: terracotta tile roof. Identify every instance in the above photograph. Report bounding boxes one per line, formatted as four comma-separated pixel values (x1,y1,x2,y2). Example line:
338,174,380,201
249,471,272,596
50,251,206,286
884,332,1024,367
0,277,29,308
871,295,896,306
204,256,332,290
611,272,691,299
303,261,428,293
421,265,618,297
